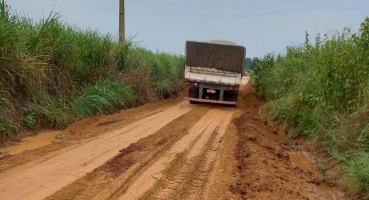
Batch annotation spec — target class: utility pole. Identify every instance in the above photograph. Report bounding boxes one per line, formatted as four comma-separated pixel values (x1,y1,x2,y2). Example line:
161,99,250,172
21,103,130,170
119,0,125,42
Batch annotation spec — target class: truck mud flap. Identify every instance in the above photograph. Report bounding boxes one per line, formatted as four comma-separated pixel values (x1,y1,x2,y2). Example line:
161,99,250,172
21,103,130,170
186,97,237,106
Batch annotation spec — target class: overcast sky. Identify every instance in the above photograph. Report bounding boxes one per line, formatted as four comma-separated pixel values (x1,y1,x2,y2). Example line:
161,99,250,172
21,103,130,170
7,0,369,58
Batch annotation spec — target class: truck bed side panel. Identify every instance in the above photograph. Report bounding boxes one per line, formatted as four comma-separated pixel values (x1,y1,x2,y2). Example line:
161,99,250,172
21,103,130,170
185,66,241,85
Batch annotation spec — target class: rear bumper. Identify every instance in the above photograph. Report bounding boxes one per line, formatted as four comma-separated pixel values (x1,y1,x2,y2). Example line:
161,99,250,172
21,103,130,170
186,97,237,105
185,80,240,91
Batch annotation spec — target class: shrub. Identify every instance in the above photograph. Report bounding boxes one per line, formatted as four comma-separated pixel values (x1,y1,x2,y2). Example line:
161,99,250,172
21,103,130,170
252,17,369,199
22,116,36,129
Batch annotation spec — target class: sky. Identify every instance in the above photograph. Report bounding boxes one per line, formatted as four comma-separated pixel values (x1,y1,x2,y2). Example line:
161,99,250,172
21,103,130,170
7,0,369,58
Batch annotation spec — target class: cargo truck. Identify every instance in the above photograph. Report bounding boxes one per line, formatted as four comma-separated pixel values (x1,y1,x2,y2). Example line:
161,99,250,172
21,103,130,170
184,40,246,106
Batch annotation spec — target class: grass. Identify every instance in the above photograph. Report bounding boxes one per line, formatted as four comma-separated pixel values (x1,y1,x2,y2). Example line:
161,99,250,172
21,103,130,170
71,79,136,119
0,0,185,136
252,17,369,199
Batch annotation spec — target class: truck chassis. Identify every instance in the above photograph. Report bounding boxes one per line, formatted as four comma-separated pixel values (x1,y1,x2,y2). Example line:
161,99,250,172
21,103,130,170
185,81,239,106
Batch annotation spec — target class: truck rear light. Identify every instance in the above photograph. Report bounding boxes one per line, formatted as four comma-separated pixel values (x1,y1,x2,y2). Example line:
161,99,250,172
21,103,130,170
186,82,198,86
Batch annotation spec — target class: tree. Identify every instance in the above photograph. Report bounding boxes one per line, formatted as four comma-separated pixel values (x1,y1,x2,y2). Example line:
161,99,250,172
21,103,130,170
251,57,260,70
244,57,260,70
244,57,252,70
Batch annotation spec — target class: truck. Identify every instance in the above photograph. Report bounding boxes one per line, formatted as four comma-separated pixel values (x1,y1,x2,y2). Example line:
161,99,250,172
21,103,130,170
184,40,246,106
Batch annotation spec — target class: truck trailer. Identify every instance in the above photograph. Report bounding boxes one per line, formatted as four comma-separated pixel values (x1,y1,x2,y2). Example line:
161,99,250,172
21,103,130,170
184,40,246,106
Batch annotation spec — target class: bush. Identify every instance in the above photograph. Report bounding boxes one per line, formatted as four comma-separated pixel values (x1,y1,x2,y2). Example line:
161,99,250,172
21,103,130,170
252,18,369,199
22,116,36,129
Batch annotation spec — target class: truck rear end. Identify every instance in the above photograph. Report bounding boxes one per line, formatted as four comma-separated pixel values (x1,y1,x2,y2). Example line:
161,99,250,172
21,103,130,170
184,40,246,106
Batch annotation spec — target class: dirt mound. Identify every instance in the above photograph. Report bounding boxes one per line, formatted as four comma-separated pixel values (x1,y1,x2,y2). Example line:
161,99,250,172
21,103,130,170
231,111,309,199
229,83,308,199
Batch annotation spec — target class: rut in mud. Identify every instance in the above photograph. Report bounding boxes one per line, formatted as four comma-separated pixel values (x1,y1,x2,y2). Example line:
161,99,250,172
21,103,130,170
0,78,347,200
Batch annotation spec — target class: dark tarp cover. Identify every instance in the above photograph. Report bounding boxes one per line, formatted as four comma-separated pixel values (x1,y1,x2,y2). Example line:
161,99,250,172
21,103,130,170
185,41,246,73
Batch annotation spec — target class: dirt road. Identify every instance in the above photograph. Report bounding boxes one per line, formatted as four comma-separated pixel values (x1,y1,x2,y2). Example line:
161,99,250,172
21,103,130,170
0,77,346,200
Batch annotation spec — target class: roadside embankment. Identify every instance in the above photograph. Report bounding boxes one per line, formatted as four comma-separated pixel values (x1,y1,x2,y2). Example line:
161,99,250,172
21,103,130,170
252,17,369,199
0,0,185,144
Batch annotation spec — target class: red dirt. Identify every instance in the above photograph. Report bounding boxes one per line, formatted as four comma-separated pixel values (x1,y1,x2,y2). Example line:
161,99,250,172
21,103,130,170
205,81,347,200
0,78,348,200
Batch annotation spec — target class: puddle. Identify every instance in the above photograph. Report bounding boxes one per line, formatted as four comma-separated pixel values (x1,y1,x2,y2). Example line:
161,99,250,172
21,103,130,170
289,152,339,200
288,152,317,172
0,130,60,155
316,184,334,193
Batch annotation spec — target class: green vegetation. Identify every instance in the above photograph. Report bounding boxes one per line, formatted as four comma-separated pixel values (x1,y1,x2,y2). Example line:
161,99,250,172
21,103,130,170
22,116,36,129
0,1,184,136
252,17,369,199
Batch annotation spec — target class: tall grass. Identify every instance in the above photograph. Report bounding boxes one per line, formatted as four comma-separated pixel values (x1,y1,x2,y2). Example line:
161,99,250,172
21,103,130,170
252,17,369,199
0,1,184,136
71,79,136,119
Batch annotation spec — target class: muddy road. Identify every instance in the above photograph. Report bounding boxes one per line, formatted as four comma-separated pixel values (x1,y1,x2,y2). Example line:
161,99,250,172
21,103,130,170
0,77,345,200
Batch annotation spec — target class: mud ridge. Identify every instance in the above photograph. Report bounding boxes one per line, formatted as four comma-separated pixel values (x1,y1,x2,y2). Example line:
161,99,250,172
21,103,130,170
228,82,343,200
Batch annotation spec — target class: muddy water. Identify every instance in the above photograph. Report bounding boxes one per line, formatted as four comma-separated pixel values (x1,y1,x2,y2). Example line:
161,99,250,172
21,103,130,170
0,131,60,155
313,184,336,200
289,152,336,200
288,152,317,172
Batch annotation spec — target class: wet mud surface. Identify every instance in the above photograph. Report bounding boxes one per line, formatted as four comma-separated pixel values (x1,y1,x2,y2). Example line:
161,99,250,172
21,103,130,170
0,77,348,200
203,80,347,200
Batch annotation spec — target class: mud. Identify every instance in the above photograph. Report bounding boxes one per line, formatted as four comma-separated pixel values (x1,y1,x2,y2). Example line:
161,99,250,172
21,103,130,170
212,82,347,200
0,94,184,173
0,96,191,200
289,152,319,173
0,130,60,155
46,106,212,200
129,106,234,200
0,77,349,200
230,111,310,199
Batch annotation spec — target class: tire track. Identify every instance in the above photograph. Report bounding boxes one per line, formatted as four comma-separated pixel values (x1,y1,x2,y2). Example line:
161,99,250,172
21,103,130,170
46,105,212,200
151,107,233,200
117,106,234,200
